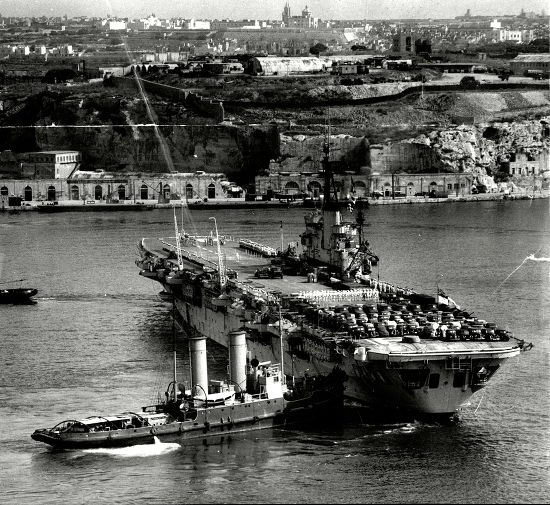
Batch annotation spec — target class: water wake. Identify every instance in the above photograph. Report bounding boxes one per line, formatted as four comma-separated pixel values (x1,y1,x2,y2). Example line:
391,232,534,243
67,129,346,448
378,423,417,435
493,249,550,295
82,436,180,457
526,254,550,262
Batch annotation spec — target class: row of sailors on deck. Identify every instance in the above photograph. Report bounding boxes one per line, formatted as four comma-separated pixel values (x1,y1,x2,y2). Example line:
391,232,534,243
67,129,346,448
298,288,378,302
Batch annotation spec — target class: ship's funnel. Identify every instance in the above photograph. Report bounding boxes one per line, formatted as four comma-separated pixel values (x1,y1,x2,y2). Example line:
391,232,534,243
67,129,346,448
190,336,208,396
229,330,247,392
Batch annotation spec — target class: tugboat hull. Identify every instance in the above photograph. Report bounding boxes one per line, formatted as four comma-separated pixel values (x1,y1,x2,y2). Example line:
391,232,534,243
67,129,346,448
32,391,341,450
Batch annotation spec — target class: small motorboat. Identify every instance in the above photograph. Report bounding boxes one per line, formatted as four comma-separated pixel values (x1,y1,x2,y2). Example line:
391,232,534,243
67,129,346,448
0,287,38,304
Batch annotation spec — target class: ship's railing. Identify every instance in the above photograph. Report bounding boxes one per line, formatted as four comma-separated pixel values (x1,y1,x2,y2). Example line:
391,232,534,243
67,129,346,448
293,288,378,306
159,238,218,268
238,238,278,257
362,277,414,297
227,279,280,304
181,234,235,247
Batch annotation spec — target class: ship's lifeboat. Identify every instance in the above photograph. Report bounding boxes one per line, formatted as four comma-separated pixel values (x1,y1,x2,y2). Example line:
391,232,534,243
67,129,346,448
166,272,185,285
139,269,159,279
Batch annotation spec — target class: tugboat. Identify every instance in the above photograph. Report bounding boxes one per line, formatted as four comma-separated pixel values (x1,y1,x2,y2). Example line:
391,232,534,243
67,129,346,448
135,135,532,421
32,322,345,449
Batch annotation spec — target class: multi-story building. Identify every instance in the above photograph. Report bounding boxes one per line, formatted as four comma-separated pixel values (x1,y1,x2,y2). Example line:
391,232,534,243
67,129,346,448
0,148,241,205
391,30,431,57
498,29,534,43
505,151,549,176
105,20,127,31
184,19,211,30
19,151,80,179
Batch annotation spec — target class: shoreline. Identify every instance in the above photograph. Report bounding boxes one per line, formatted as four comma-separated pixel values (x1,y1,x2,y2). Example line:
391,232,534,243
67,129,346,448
1,191,548,213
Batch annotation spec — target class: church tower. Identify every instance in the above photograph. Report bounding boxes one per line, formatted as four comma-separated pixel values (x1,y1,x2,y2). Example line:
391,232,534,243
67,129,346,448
282,2,291,25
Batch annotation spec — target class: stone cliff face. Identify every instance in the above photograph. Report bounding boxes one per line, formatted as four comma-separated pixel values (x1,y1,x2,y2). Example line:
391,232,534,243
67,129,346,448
30,124,278,184
406,118,550,179
1,89,548,186
268,133,370,173
0,123,279,186
0,90,279,185
266,119,550,186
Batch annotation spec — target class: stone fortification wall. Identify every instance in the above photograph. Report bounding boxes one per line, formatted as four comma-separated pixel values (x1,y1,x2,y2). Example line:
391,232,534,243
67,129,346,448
224,82,549,109
114,77,225,122
269,133,369,173
370,143,438,174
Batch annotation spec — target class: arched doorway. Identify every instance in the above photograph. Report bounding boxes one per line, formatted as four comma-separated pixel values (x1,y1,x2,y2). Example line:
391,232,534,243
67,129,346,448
407,182,415,196
1,186,9,196
185,183,193,200
383,182,391,197
163,184,171,201
140,184,148,200
95,185,103,200
24,186,32,201
47,186,56,201
353,180,367,198
207,183,216,199
429,181,438,197
118,184,126,200
284,181,300,195
71,185,79,200
307,181,322,198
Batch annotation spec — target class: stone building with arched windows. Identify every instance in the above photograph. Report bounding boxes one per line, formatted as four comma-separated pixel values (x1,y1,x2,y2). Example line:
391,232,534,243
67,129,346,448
56,171,231,204
0,168,236,208
255,170,475,201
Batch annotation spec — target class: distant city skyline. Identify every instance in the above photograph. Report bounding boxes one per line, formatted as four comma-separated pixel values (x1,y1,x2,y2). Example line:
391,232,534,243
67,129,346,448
2,0,547,20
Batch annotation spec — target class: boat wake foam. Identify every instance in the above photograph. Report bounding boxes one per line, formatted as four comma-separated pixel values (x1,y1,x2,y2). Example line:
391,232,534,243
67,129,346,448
81,437,180,457
375,423,419,436
527,254,550,262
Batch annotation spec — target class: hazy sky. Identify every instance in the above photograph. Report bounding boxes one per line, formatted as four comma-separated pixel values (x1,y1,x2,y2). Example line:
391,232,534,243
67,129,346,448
1,0,547,20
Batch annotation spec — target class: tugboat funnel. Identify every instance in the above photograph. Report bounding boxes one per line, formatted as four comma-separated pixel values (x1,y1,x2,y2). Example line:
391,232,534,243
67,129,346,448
229,330,247,392
190,336,208,396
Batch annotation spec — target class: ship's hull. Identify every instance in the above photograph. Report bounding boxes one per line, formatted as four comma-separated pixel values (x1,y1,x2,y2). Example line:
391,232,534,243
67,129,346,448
171,292,519,417
136,236,524,420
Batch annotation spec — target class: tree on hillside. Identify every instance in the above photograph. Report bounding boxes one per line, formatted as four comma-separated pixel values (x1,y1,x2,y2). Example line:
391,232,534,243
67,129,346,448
42,68,78,84
309,43,328,56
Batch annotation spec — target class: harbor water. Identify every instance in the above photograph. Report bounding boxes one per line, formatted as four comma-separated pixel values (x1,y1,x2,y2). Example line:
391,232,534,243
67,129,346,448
1,199,549,504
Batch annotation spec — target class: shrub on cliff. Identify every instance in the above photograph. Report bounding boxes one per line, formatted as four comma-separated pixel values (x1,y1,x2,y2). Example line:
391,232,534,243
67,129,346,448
42,68,78,84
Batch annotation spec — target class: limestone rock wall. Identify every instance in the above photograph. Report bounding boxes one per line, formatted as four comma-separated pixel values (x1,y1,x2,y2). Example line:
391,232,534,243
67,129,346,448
407,117,550,178
267,118,550,186
269,133,369,173
0,123,279,185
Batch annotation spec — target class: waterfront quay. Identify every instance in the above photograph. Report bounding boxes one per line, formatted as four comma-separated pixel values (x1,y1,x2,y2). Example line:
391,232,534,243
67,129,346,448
2,190,548,212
